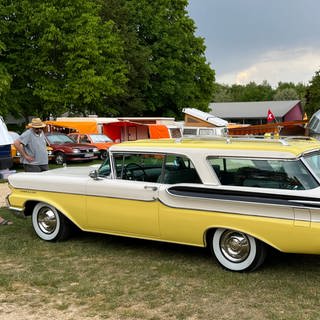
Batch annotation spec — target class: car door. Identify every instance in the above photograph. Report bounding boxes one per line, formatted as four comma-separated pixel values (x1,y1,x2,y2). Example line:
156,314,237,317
85,152,163,238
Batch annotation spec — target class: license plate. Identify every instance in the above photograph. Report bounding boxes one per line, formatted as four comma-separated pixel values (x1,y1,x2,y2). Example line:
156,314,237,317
84,153,93,157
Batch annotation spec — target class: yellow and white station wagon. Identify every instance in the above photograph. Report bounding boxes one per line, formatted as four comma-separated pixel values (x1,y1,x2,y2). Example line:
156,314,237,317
6,136,320,272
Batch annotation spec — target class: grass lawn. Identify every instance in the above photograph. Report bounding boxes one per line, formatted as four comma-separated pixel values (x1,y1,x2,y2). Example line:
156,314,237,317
2,162,320,319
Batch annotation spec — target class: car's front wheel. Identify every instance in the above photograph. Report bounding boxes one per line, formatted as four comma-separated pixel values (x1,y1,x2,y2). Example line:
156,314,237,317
55,152,66,165
32,202,71,241
209,228,267,272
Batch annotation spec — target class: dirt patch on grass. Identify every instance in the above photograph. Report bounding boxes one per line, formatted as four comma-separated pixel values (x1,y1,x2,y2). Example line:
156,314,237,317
0,292,101,320
0,183,10,208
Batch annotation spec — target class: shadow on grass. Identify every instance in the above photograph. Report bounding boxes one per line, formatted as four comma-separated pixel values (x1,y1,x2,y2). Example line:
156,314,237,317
2,206,320,274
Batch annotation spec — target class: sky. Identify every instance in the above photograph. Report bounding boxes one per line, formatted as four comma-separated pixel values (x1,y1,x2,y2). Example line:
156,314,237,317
187,0,320,87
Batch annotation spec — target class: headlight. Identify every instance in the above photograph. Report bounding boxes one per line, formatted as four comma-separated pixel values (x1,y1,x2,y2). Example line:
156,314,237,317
47,150,53,155
72,148,81,154
93,148,99,153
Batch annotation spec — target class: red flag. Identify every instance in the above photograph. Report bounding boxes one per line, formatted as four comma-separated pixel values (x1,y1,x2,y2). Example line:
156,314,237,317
267,109,275,122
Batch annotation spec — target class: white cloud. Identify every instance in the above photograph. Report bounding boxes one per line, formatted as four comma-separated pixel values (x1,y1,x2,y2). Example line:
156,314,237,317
216,48,320,87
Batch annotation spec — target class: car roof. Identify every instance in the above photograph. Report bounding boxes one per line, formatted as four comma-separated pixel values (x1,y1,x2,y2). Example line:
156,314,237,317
110,137,320,159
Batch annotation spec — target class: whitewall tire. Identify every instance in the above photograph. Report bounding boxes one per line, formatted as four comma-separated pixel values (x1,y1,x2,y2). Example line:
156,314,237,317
210,228,267,272
32,202,71,241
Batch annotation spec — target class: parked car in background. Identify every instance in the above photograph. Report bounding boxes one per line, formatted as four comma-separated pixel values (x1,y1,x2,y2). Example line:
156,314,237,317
68,133,114,160
7,136,320,272
45,132,99,165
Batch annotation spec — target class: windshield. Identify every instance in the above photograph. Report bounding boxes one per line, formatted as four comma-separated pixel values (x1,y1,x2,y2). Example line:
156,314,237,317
303,152,320,180
47,134,75,144
90,134,113,143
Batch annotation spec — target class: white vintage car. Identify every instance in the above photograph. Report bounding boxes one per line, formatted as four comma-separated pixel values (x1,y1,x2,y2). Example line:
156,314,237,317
6,136,320,272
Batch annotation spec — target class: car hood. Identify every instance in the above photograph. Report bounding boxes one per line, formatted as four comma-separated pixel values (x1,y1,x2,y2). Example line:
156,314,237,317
8,165,99,192
49,142,94,148
90,142,113,149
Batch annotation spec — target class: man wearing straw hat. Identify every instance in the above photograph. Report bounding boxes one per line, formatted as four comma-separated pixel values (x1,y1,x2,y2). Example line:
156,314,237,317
14,118,49,172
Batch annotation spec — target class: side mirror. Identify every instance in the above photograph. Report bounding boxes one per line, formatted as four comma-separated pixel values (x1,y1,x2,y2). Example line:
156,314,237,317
89,169,101,180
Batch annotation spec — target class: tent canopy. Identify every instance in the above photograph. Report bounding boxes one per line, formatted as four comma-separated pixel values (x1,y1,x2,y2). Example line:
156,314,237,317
45,121,98,134
102,121,170,141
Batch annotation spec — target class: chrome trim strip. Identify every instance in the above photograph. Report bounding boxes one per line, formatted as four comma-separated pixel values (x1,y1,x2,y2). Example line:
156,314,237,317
166,186,320,210
289,200,320,207
9,187,157,203
159,185,320,223
157,197,293,221
8,206,24,212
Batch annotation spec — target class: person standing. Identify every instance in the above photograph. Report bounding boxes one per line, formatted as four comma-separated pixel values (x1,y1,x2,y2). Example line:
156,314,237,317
14,118,49,172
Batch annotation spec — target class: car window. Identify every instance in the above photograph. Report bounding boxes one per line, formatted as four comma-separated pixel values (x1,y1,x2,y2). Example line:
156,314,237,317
68,134,78,141
304,152,320,179
158,154,202,184
80,135,90,144
113,153,165,182
208,157,318,190
97,154,112,177
46,134,75,144
90,134,113,143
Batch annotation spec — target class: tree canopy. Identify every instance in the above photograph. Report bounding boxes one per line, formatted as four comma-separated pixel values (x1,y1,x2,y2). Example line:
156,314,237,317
305,70,320,116
0,0,128,121
213,81,312,114
213,81,275,103
0,0,215,121
2,0,319,123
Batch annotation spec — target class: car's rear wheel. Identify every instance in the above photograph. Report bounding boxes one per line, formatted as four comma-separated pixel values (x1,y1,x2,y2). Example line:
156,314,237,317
55,152,66,165
32,202,71,241
209,228,267,272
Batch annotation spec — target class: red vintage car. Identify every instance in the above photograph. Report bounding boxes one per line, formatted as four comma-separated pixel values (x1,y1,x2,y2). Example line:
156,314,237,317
45,132,99,165
68,133,114,159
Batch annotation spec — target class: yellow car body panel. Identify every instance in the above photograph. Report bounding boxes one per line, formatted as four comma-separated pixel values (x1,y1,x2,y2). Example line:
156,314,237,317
10,189,87,227
158,203,320,254
8,187,320,254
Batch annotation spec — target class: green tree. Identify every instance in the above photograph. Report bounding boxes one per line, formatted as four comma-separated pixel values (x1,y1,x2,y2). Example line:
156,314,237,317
239,81,274,101
273,88,299,101
98,0,153,116
0,0,127,121
218,81,273,103
276,81,307,105
305,70,320,117
105,0,215,118
1,0,215,120
0,41,12,116
212,83,233,102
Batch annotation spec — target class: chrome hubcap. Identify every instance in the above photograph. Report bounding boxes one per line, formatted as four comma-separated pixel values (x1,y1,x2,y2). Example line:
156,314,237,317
220,231,250,262
37,207,57,234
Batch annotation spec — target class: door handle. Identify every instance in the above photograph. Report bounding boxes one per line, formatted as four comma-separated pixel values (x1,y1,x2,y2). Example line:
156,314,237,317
144,185,158,191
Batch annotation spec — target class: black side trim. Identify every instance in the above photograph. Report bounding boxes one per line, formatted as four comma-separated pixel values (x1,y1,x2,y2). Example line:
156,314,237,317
167,186,320,209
